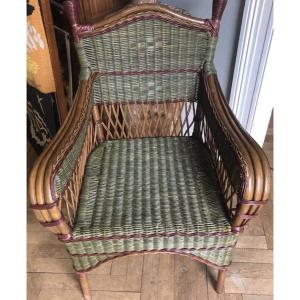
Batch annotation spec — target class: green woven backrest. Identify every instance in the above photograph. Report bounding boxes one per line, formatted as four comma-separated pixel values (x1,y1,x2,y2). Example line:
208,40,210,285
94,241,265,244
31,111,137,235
76,14,217,104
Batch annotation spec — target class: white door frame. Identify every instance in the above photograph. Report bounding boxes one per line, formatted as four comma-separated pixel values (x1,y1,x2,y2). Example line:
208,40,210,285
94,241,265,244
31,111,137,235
229,0,273,146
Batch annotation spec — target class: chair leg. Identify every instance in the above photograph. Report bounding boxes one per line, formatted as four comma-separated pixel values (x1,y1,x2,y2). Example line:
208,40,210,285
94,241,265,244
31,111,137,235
79,273,92,300
216,269,226,294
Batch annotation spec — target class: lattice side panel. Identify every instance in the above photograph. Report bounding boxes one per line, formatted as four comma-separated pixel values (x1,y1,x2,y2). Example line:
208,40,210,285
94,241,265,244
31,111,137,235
93,101,197,140
194,106,238,219
59,119,99,227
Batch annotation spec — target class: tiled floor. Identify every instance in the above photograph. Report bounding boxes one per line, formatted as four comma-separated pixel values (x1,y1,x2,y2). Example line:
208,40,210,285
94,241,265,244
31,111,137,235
27,114,273,300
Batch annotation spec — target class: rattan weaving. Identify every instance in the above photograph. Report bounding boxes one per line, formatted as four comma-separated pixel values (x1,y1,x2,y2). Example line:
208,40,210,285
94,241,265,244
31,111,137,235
67,137,238,271
29,1,271,299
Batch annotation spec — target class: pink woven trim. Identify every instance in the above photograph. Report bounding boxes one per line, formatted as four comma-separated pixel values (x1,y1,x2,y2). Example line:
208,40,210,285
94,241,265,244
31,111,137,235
73,25,94,42
40,216,66,227
70,245,234,257
240,199,269,205
95,68,199,77
64,0,94,42
231,226,244,233
30,202,57,210
209,19,220,37
94,99,196,105
66,230,236,243
58,234,72,241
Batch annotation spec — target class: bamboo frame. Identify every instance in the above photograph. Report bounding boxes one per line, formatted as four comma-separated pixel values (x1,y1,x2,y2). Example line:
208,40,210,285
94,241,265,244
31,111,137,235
194,71,271,231
216,269,226,293
76,251,227,298
78,273,92,300
29,74,98,237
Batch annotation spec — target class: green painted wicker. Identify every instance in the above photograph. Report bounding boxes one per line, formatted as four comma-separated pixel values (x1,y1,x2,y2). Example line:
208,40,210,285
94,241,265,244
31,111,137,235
54,90,94,198
51,6,240,276
67,137,238,271
76,17,217,102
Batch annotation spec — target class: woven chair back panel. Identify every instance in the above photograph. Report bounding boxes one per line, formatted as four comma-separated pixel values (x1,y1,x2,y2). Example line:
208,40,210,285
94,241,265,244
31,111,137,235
78,17,215,103
92,72,199,103
94,100,197,140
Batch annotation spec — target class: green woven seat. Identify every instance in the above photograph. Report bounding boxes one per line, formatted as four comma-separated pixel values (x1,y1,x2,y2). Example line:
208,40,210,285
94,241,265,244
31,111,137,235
67,137,238,271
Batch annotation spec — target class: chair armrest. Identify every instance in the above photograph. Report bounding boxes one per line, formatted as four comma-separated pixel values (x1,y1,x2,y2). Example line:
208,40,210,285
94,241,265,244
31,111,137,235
28,76,97,239
195,71,271,231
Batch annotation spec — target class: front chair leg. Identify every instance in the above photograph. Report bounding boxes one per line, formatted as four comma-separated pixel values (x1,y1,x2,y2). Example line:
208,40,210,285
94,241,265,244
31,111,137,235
79,272,92,300
216,269,226,293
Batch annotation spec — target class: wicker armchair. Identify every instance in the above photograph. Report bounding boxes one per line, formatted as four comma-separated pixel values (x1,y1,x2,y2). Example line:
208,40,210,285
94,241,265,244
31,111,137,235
29,0,271,299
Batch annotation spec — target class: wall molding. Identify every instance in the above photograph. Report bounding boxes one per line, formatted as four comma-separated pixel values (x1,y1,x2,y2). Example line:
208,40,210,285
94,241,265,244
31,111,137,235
229,0,273,145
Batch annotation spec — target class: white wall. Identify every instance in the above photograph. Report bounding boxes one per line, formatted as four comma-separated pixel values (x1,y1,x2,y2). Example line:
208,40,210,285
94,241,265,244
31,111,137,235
162,0,245,99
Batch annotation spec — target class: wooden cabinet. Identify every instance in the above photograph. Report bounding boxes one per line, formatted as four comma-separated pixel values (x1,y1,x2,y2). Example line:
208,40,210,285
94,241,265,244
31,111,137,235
76,0,132,23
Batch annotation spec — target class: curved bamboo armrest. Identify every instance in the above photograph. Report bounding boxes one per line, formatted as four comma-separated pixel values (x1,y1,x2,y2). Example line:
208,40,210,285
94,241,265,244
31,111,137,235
196,71,271,231
28,77,96,240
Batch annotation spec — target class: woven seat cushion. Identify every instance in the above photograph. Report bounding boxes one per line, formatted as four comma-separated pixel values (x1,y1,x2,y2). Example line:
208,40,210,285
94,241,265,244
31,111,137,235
67,137,238,270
